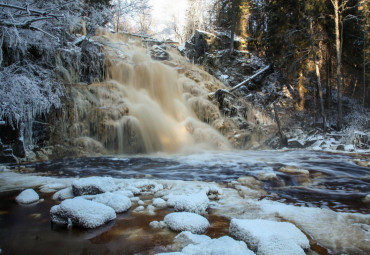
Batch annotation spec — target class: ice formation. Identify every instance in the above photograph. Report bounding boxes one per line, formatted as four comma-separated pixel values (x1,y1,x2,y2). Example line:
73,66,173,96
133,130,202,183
15,189,39,204
50,197,116,228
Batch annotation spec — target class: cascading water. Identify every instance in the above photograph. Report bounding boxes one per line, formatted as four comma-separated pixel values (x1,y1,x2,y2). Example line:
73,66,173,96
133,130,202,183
68,30,230,154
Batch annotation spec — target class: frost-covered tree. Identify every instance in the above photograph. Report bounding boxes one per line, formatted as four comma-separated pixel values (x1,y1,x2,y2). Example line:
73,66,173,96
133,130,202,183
0,0,112,129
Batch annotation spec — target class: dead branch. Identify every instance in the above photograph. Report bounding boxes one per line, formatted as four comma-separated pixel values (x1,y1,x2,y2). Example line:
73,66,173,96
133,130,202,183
229,65,270,92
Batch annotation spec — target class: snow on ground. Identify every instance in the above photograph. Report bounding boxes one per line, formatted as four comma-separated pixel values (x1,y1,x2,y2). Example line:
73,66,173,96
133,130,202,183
50,197,116,228
229,219,309,254
15,189,39,204
163,212,210,234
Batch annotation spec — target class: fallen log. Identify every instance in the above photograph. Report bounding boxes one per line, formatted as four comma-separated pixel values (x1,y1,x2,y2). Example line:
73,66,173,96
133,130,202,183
229,65,270,92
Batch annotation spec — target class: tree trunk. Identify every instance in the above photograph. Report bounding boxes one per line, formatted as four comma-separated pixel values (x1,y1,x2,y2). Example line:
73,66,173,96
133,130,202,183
332,0,343,130
229,0,239,55
363,30,367,109
310,19,326,132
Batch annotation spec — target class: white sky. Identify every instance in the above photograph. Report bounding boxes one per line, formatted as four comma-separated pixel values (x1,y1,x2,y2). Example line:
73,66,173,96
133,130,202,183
149,0,188,34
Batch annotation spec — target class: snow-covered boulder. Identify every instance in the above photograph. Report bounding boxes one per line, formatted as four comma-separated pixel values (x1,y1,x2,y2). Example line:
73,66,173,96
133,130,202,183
89,192,131,213
16,189,39,204
152,198,167,208
164,212,210,234
182,235,255,255
52,187,74,201
172,231,211,250
72,177,116,196
113,189,134,198
257,235,305,255
167,192,209,214
229,219,309,254
40,183,67,193
50,197,116,228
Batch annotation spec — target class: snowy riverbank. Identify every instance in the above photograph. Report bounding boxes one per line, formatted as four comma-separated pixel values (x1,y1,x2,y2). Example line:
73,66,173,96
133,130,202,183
0,164,369,254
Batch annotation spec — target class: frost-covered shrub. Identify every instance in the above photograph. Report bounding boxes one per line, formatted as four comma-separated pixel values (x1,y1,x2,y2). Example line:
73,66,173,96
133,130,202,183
0,63,63,127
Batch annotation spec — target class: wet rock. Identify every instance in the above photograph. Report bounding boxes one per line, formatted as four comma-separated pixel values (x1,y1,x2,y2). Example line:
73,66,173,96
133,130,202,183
237,176,263,190
16,189,39,204
278,166,310,184
50,197,116,228
72,176,116,196
288,139,305,149
164,212,210,234
150,45,169,60
336,144,345,151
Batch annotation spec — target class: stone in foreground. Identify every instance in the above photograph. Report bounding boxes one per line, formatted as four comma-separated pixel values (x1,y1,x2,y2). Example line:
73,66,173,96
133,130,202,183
164,212,210,234
15,189,39,204
167,192,209,214
229,219,309,254
50,197,116,228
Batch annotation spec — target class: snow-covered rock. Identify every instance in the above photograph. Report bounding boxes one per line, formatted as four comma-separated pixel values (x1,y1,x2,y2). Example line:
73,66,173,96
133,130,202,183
153,198,167,208
89,192,131,213
52,187,74,201
164,212,210,234
72,176,116,196
134,180,164,194
229,219,309,253
40,183,67,193
181,236,255,255
113,189,134,198
15,189,39,204
50,197,116,228
167,192,209,214
172,231,211,250
257,235,305,255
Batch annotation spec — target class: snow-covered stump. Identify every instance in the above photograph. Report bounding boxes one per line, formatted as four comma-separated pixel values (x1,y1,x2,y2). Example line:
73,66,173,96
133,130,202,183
50,197,116,228
229,219,309,255
15,189,39,204
163,212,210,234
72,176,116,196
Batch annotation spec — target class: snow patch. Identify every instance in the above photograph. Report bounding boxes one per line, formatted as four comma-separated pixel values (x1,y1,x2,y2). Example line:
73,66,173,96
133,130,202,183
50,197,116,228
16,189,39,204
164,212,210,234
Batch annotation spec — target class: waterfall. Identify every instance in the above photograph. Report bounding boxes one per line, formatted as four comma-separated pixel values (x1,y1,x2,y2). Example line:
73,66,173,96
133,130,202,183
68,30,230,154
